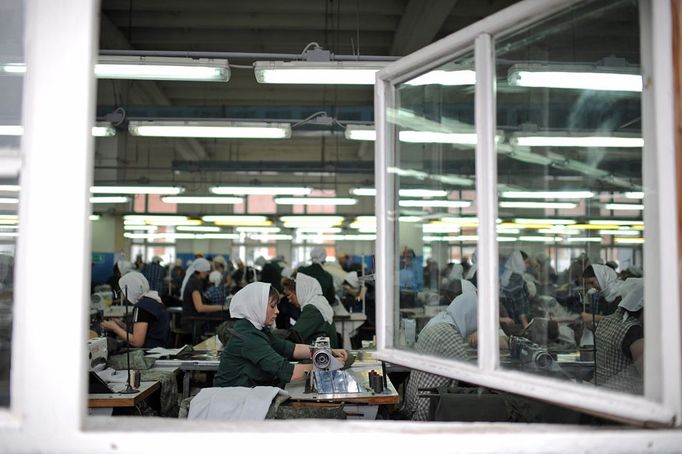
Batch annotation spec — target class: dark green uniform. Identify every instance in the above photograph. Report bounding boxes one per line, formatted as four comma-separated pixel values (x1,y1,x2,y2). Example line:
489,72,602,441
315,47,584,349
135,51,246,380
297,263,336,306
293,305,339,348
214,319,296,388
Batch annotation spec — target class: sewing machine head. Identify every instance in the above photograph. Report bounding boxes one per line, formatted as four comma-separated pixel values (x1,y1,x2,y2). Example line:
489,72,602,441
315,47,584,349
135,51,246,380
87,337,108,370
311,337,343,372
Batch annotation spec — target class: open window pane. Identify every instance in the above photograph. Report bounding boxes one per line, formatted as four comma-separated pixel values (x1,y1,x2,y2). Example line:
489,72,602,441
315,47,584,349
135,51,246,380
495,0,645,395
0,0,23,408
389,49,478,381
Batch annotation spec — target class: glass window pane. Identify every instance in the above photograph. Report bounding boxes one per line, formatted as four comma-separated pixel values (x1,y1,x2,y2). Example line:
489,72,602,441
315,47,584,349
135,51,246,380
0,0,23,408
389,49,478,419
495,0,644,395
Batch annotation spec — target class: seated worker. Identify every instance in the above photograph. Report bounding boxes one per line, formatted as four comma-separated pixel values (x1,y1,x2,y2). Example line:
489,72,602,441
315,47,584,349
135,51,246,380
101,272,170,348
297,247,336,306
581,264,641,326
204,270,226,306
181,258,226,333
275,274,300,329
289,273,339,348
402,291,478,420
214,282,347,388
500,250,531,329
594,279,644,394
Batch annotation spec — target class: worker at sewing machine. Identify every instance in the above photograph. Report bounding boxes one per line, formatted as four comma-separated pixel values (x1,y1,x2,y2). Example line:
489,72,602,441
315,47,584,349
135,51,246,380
101,271,170,348
287,273,339,348
214,282,347,388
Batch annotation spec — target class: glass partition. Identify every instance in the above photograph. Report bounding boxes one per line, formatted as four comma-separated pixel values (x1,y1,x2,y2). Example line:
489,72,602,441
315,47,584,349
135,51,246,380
495,0,645,395
389,50,479,371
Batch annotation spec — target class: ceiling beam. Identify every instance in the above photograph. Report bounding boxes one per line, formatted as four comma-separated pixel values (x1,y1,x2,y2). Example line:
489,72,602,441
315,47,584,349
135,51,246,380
98,15,207,160
390,0,460,56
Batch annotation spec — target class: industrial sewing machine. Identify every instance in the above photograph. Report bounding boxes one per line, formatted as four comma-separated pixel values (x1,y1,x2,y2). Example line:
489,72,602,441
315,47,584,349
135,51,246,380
509,335,553,370
306,336,368,396
87,337,108,371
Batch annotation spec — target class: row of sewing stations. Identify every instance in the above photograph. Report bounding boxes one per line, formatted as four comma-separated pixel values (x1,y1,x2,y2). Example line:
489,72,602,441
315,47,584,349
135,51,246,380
88,335,399,420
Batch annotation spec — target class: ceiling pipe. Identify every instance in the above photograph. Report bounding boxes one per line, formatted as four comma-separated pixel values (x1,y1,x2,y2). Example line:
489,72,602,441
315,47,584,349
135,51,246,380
99,49,400,62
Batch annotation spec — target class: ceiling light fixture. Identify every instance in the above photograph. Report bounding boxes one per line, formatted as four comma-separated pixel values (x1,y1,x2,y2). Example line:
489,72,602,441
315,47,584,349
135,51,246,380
0,124,116,137
0,198,18,204
507,64,642,92
235,227,281,233
512,135,643,148
92,186,184,195
514,218,576,225
399,200,471,208
129,120,291,139
89,196,129,204
500,201,577,209
501,191,594,199
96,56,230,82
404,69,476,86
398,131,477,145
274,197,357,206
254,61,386,85
0,185,20,192
344,125,376,141
176,226,221,232
604,203,644,211
161,196,243,205
625,192,644,199
614,237,644,244
201,215,271,227
210,186,311,196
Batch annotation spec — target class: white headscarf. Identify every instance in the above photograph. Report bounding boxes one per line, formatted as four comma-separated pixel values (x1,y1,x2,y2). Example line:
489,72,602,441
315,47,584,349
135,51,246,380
465,250,477,280
119,271,162,304
460,279,478,296
501,250,526,287
296,273,334,324
280,267,294,280
310,247,327,264
618,278,644,313
116,260,133,276
345,271,359,289
448,263,464,281
180,257,211,299
229,282,272,330
423,291,478,338
209,271,223,286
592,264,622,302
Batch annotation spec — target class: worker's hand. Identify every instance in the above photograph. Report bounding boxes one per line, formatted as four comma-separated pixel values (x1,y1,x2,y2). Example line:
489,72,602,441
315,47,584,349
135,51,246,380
499,317,515,328
101,320,117,331
580,312,594,323
467,332,478,348
114,318,126,329
332,349,348,363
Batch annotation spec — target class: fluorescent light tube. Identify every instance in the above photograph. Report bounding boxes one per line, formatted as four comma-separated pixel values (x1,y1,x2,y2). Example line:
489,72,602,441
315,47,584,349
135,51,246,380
345,125,376,141
519,236,560,242
605,203,644,211
0,232,18,238
614,237,644,244
176,226,221,232
236,227,281,233
210,186,311,196
588,219,643,226
275,197,357,206
0,185,20,192
565,237,602,242
399,200,471,208
404,70,476,86
599,229,640,236
92,186,184,195
501,191,594,199
89,196,129,204
202,215,270,226
129,120,291,139
538,228,580,235
295,227,342,234
161,196,243,204
96,56,230,82
248,234,294,241
254,61,386,85
500,201,577,209
513,135,643,148
89,215,100,221
398,131,477,145
0,198,19,204
124,225,158,231
349,188,376,196
196,233,240,239
514,218,576,225
280,216,345,227
349,188,447,198
508,65,642,92
1,125,116,137
625,192,644,199
423,224,461,233
1,63,25,74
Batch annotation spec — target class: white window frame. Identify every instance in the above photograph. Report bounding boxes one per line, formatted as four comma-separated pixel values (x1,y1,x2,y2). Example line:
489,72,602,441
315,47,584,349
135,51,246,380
374,0,682,427
2,0,682,452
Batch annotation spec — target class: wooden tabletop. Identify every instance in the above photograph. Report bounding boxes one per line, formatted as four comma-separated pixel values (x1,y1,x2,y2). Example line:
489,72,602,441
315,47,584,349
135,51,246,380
88,381,160,408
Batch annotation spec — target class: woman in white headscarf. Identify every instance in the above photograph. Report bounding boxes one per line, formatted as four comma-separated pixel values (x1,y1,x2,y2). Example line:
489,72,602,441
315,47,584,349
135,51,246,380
403,290,478,420
288,273,339,347
500,250,531,328
101,272,170,348
594,279,644,394
213,282,347,388
580,264,630,325
181,257,225,314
